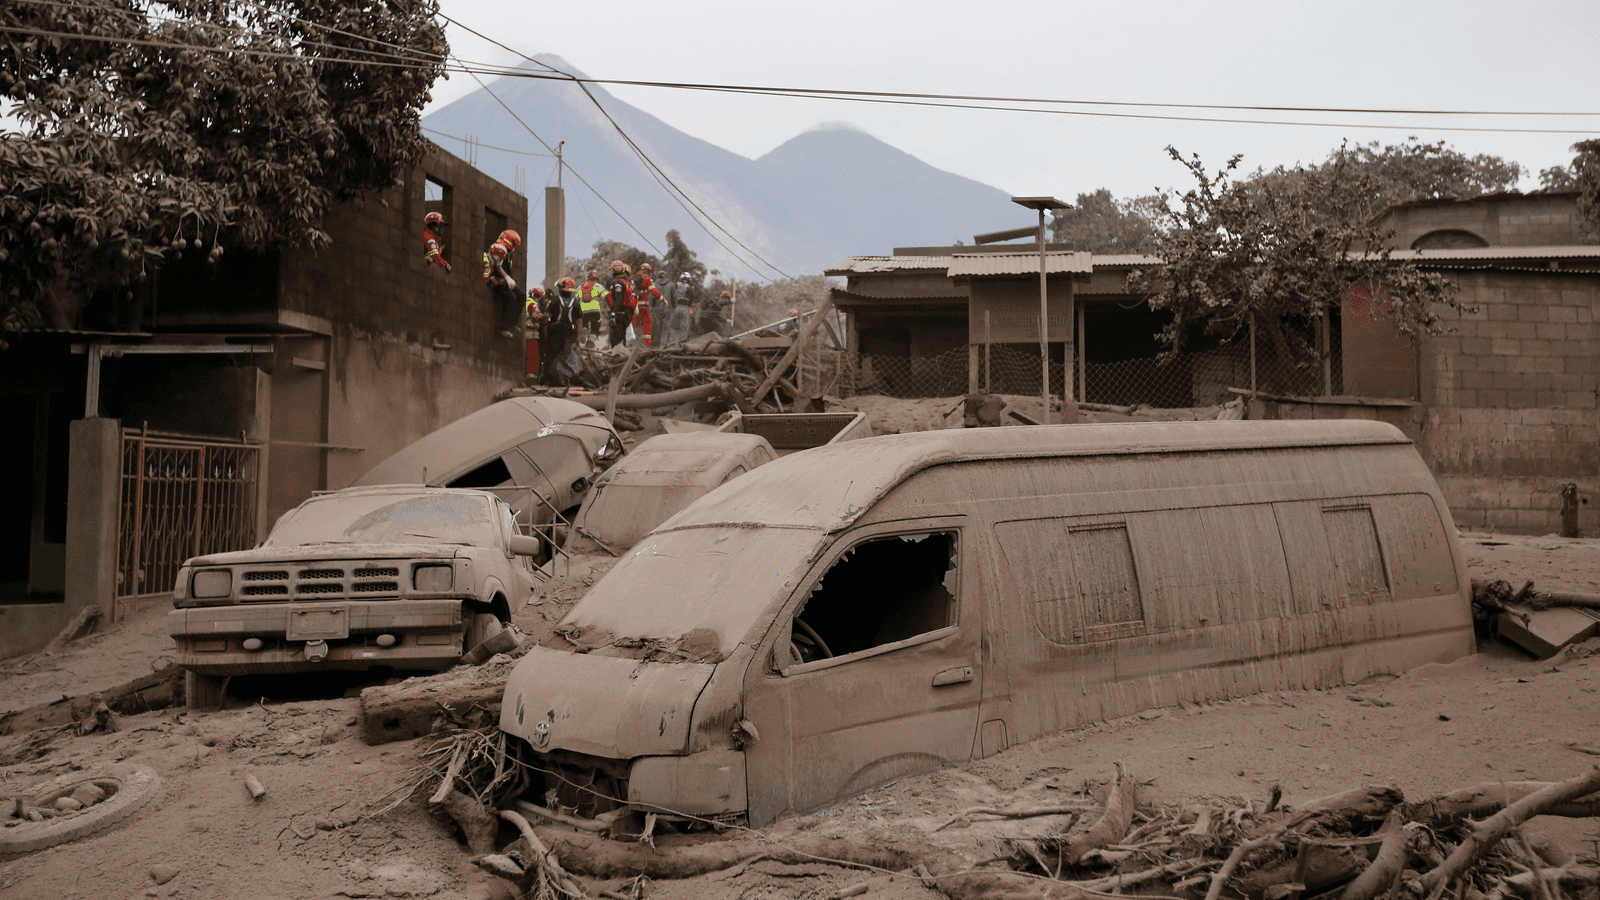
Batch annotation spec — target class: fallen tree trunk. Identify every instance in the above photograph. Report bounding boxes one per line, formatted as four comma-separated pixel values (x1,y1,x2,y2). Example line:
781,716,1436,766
1063,760,1136,864
567,381,737,411
1413,780,1600,821
1417,767,1600,899
0,663,181,735
358,673,504,745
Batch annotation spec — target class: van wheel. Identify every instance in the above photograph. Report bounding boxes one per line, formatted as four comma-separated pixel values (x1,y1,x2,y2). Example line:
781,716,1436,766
184,671,228,711
465,613,504,654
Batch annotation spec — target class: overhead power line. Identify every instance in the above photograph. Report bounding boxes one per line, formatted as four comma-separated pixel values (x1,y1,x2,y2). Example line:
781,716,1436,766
436,13,792,282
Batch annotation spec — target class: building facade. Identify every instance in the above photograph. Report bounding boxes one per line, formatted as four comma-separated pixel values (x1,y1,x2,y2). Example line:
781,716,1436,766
0,143,529,658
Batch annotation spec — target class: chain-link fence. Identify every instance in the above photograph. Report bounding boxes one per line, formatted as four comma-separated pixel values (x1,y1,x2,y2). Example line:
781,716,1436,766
823,333,1344,409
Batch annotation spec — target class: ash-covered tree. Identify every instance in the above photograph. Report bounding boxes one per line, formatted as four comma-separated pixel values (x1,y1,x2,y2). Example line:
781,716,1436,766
1250,138,1523,222
1574,139,1600,240
1048,188,1165,254
659,229,706,288
0,0,447,340
726,276,834,332
1130,147,1467,366
570,240,659,279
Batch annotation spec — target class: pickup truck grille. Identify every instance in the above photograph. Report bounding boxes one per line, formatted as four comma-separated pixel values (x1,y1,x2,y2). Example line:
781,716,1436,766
236,563,420,601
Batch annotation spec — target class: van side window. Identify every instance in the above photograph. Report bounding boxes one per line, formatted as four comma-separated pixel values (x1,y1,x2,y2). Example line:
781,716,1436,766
1321,504,1390,604
790,531,956,662
1371,494,1459,599
995,518,1144,644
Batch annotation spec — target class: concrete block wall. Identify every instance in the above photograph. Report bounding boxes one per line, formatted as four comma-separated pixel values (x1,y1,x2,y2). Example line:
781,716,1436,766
1421,270,1600,534
277,143,528,375
1380,193,1588,250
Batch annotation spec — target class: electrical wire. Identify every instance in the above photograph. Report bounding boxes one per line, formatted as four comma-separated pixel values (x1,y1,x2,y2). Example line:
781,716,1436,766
438,13,791,280
421,127,556,158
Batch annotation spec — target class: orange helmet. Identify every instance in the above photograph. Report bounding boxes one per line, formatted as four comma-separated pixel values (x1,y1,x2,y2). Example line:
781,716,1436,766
498,229,521,250
528,286,545,298
611,260,630,275
558,276,576,289
721,291,731,298
424,212,446,227
638,263,651,273
489,243,508,262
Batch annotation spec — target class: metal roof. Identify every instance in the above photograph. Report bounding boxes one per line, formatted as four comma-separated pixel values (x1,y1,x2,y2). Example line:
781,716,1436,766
1088,254,1164,268
948,251,1093,277
1383,245,1600,262
656,419,1410,537
824,256,952,275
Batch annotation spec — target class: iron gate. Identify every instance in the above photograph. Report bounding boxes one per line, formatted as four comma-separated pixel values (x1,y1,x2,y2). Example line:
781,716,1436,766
116,428,260,601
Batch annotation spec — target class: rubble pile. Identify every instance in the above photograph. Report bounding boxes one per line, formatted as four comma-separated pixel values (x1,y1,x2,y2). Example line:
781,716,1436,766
514,325,837,424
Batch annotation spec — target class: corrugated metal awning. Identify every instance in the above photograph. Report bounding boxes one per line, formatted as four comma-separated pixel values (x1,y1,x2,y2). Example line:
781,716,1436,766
948,251,1093,278
824,256,953,275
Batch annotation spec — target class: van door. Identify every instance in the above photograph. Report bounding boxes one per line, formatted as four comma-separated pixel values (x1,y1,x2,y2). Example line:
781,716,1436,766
741,517,980,826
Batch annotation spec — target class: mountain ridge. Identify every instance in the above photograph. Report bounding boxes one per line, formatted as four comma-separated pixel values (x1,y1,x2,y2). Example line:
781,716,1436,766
421,55,1023,277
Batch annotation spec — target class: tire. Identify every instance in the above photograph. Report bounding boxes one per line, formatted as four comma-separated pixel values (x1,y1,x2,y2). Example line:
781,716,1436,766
184,670,228,711
0,764,162,861
465,612,504,655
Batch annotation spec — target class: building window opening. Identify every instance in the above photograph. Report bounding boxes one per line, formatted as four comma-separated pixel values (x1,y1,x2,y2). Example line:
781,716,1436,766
425,177,446,202
789,531,956,664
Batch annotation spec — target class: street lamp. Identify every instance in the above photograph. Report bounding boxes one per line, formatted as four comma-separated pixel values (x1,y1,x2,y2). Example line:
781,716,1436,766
974,196,1071,424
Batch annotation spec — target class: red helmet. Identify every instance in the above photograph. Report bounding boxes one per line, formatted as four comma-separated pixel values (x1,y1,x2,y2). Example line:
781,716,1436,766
558,276,576,289
424,212,446,227
638,263,651,273
721,291,731,298
586,271,598,280
490,243,508,263
498,229,521,250
527,286,545,298
611,260,630,274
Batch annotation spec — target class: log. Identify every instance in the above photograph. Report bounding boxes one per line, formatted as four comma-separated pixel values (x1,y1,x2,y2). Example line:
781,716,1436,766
41,606,103,654
1418,767,1600,899
603,343,643,426
567,381,736,411
1063,760,1137,864
358,672,504,745
1413,780,1600,821
752,295,834,406
0,663,181,735
1530,589,1600,611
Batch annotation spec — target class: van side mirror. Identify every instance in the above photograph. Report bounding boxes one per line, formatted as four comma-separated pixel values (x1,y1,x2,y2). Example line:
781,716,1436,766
508,534,542,557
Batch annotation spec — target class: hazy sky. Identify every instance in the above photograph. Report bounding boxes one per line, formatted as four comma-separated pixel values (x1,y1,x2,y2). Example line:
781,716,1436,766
429,0,1600,209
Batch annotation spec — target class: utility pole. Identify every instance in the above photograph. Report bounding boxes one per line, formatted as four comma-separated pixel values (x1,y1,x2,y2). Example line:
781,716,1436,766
543,142,564,292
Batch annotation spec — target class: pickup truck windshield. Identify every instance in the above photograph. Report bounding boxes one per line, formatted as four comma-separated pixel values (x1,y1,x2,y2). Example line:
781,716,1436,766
265,493,499,547
548,524,816,662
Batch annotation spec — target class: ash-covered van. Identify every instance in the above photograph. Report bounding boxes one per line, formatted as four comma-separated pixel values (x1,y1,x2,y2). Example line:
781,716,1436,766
500,420,1474,829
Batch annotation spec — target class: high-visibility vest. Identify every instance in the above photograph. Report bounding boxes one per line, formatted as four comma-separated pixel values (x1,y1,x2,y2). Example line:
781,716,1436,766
579,281,604,314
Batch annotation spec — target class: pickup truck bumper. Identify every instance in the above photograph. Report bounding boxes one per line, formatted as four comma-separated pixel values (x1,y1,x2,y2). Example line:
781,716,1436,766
168,599,465,675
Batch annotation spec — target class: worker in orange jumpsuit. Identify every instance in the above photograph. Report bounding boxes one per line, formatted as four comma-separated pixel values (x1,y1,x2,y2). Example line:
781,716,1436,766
482,229,522,338
633,263,660,346
606,260,637,347
423,212,451,271
523,286,547,379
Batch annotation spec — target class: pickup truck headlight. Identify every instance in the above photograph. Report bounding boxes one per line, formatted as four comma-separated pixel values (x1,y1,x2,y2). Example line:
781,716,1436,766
413,564,453,592
192,569,233,599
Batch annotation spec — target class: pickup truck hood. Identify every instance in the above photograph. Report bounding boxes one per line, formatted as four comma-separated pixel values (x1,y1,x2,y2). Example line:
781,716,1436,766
500,645,716,759
187,543,461,566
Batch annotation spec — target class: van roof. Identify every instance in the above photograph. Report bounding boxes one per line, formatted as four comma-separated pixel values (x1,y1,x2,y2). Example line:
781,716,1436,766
654,419,1412,536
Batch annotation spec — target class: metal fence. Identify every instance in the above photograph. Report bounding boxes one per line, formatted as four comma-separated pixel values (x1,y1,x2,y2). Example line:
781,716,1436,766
826,333,1343,409
117,428,260,602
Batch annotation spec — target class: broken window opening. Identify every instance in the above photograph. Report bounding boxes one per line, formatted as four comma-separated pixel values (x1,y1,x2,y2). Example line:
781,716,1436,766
446,456,512,489
789,531,957,665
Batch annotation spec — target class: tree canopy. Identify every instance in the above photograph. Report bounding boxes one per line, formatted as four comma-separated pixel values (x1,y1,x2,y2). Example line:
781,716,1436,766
1048,188,1164,254
660,229,707,288
1129,147,1467,362
567,240,658,279
1575,139,1600,240
0,0,447,339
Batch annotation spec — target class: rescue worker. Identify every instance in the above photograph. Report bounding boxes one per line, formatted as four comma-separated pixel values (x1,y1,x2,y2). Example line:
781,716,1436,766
482,229,522,338
422,212,450,271
697,289,732,337
663,273,696,346
542,277,583,385
634,263,660,346
578,270,606,348
523,286,548,380
606,260,636,347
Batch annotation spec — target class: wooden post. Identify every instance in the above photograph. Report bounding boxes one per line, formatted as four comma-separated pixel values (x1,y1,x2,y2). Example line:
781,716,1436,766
752,295,834,407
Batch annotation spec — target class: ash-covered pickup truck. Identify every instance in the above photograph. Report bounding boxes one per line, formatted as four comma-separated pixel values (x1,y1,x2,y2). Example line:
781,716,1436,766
167,485,542,709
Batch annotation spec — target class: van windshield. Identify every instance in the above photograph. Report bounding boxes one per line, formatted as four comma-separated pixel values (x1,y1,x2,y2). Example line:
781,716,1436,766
543,525,817,663
266,493,499,547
